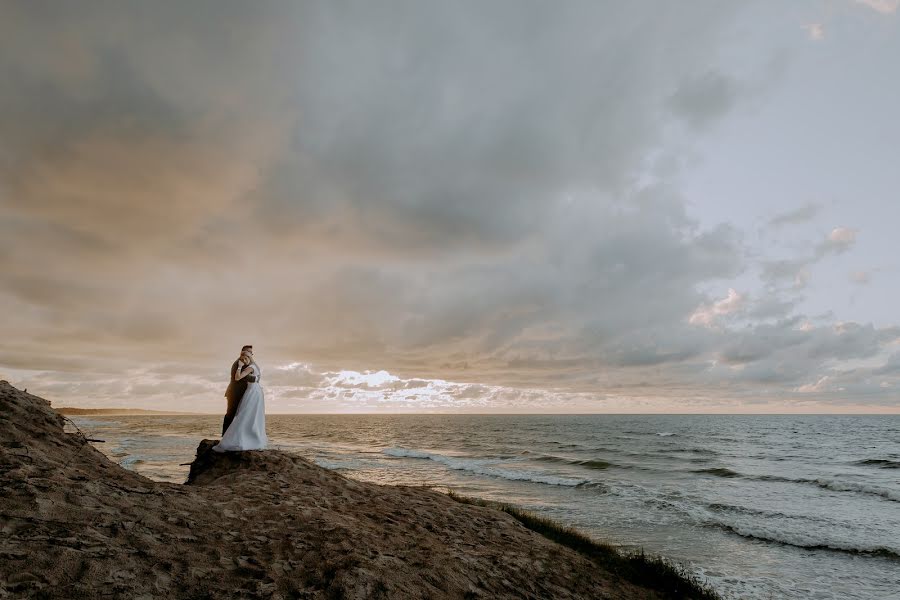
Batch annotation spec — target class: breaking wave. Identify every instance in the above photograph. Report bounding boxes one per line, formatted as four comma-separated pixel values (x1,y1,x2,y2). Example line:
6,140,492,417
755,475,900,503
693,467,742,478
688,467,900,502
853,459,900,469
711,523,900,561
527,453,616,470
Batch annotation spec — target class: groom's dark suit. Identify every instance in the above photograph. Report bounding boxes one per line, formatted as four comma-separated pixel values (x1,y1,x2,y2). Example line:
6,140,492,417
223,359,248,435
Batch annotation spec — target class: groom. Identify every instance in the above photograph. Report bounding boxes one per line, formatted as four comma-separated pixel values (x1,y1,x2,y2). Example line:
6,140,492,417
223,345,253,434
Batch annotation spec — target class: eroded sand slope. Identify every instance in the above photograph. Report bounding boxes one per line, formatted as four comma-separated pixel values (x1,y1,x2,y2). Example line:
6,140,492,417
0,381,660,599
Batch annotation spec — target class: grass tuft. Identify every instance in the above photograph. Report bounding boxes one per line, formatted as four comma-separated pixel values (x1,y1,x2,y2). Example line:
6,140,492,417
446,490,722,600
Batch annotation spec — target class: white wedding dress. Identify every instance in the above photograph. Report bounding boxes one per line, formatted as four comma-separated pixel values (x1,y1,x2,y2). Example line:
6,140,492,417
214,363,267,452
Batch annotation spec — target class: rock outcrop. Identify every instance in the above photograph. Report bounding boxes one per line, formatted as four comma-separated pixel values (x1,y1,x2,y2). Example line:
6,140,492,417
0,381,661,599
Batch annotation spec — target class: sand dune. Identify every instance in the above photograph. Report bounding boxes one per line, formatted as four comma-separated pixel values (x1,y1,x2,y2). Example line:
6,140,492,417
0,381,670,599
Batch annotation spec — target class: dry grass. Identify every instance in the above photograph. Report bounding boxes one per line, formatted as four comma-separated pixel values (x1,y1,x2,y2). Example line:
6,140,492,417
446,490,722,600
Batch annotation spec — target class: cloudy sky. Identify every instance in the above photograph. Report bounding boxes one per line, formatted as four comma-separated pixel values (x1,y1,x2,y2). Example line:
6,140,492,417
2,1,899,413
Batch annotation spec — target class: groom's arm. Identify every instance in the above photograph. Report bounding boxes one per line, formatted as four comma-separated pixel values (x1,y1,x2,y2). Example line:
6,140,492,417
225,360,239,397
234,364,254,380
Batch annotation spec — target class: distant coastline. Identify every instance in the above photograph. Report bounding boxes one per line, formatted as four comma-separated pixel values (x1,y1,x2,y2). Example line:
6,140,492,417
57,407,204,416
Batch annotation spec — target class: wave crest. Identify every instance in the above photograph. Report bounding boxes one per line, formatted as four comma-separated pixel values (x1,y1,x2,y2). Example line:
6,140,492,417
530,454,615,470
693,467,742,478
756,475,900,503
854,459,900,469
712,523,900,561
688,467,900,502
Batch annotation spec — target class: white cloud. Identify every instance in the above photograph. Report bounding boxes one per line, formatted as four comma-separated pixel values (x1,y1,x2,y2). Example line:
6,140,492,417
802,23,825,41
760,228,859,292
326,370,401,389
828,227,857,246
849,270,871,284
854,0,900,14
812,226,858,259
794,269,811,290
276,362,313,371
796,375,830,393
689,288,745,328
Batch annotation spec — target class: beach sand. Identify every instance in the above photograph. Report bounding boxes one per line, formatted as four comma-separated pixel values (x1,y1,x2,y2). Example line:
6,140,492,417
1,381,672,599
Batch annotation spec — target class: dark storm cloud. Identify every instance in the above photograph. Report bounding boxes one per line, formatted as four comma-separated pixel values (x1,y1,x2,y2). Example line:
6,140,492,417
2,1,896,409
251,2,739,253
873,353,900,376
713,320,900,390
668,70,740,131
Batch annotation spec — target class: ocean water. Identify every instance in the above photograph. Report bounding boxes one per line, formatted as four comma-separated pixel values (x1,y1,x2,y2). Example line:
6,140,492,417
69,414,900,599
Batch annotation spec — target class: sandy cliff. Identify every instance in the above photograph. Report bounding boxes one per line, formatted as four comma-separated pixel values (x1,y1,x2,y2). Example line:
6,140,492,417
0,381,670,599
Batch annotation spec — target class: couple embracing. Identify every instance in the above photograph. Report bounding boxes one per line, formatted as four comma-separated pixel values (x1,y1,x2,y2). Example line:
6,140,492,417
216,345,267,452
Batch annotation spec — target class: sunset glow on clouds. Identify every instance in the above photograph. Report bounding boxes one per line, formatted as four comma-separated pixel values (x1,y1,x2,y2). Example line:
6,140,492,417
1,2,898,413
855,0,900,14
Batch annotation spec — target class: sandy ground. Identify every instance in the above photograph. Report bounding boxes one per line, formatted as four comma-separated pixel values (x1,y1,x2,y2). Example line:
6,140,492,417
0,381,663,599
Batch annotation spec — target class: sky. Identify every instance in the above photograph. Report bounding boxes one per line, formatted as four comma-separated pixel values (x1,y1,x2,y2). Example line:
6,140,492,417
1,1,899,413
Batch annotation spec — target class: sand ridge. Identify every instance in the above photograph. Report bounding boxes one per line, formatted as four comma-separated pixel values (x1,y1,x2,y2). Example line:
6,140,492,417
0,381,662,599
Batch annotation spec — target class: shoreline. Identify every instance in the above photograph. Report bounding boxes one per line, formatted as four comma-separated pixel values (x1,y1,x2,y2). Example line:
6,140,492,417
69,410,900,599
58,407,900,416
2,381,722,599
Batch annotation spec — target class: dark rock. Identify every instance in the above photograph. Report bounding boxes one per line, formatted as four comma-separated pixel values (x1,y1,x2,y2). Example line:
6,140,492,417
186,439,314,486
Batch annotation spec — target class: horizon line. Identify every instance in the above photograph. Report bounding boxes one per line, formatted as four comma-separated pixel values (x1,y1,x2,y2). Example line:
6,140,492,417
59,409,900,416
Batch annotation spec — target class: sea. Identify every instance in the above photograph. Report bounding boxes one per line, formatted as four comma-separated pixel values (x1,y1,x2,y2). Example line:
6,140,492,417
68,414,900,600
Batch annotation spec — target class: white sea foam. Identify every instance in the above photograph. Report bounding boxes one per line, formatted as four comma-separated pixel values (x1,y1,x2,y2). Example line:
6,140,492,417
65,417,117,428
757,474,900,502
312,458,358,471
119,455,145,468
808,478,900,503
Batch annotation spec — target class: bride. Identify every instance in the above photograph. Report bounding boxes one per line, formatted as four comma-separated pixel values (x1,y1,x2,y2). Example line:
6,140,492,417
215,352,267,452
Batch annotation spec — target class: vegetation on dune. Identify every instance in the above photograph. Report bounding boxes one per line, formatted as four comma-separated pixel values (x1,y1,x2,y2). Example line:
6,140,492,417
446,490,722,600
